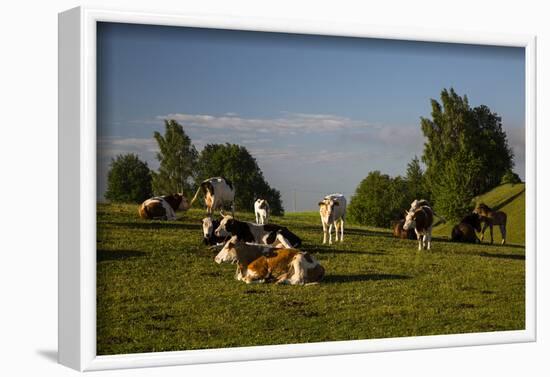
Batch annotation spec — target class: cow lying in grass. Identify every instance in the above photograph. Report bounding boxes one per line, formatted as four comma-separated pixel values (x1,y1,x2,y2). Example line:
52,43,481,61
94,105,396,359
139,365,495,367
451,213,481,243
391,219,416,240
215,214,302,248
215,236,324,285
138,194,189,220
201,217,230,246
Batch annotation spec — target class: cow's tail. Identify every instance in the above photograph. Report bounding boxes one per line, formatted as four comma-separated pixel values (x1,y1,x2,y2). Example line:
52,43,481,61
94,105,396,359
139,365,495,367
189,184,203,206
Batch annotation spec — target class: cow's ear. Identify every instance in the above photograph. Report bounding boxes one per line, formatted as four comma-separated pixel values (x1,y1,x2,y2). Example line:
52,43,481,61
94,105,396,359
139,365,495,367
318,201,324,206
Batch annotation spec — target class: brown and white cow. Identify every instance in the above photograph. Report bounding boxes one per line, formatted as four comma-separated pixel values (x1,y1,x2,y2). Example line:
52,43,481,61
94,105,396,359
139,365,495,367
215,236,325,285
189,177,235,215
318,193,346,244
138,194,189,220
254,199,270,225
403,205,434,250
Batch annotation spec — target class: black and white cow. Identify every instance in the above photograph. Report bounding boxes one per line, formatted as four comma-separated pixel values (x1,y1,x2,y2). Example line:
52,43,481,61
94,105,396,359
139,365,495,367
190,177,235,215
214,214,302,248
254,199,270,225
138,194,189,220
201,217,230,246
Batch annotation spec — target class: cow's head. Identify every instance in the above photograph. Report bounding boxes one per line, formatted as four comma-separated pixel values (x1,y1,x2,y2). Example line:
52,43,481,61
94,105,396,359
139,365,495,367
202,216,229,244
403,210,416,231
318,198,339,220
175,193,190,211
256,198,268,210
214,235,239,264
215,213,235,237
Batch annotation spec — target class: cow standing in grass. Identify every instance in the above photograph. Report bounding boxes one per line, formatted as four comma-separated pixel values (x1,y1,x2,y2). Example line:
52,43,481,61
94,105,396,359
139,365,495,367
403,205,434,250
138,194,189,220
254,199,270,225
189,177,235,215
318,194,346,245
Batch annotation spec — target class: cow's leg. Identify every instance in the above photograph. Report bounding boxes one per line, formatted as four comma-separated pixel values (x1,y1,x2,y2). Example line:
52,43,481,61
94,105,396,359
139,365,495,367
255,212,260,224
340,218,344,242
328,223,334,245
275,234,292,249
500,224,506,245
334,221,340,242
322,221,327,244
480,222,488,242
489,225,494,244
416,230,422,251
426,229,432,250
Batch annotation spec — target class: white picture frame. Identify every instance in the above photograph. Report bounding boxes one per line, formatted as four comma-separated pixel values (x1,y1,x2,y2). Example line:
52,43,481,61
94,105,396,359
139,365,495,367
58,6,537,371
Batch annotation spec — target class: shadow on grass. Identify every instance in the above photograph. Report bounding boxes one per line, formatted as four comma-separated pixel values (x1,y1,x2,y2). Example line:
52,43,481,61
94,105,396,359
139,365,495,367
97,249,147,262
302,246,386,256
99,220,200,231
323,273,411,284
478,252,525,261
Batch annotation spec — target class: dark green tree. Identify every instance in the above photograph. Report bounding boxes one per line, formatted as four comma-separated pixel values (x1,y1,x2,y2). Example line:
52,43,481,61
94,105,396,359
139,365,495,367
405,155,429,201
348,171,410,227
152,119,198,195
195,143,284,215
105,153,152,203
421,88,514,220
500,169,522,185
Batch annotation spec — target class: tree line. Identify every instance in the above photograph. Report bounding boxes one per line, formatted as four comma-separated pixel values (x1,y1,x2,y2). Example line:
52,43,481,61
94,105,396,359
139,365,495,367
348,88,521,227
105,120,284,215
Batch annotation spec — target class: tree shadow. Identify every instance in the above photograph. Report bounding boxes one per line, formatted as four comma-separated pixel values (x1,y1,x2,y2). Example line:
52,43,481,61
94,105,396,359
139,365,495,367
323,273,411,284
492,189,525,211
97,249,147,262
478,252,525,261
99,221,199,231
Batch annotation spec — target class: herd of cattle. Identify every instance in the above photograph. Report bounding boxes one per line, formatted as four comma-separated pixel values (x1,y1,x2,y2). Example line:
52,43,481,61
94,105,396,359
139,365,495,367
137,177,508,285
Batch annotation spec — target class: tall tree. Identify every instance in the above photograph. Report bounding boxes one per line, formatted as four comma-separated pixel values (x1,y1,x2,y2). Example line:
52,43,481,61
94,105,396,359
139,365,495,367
421,88,514,220
105,153,152,203
405,155,429,201
195,143,284,215
152,119,198,195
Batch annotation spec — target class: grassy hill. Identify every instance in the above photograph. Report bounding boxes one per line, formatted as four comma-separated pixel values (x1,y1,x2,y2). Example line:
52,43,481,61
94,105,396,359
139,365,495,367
433,183,525,246
97,202,525,355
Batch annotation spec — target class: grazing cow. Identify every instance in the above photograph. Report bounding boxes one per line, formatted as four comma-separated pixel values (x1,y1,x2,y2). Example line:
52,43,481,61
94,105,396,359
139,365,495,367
403,205,434,250
201,217,230,246
391,219,416,240
254,199,270,225
215,214,302,248
190,177,235,215
138,194,189,220
474,203,507,245
215,236,325,285
318,193,347,245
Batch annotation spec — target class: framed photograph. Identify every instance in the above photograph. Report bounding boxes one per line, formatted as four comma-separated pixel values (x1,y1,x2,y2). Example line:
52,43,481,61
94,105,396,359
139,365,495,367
58,6,536,371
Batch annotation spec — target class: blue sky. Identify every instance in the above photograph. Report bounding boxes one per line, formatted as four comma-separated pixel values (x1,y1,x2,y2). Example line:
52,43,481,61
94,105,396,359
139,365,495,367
97,22,525,211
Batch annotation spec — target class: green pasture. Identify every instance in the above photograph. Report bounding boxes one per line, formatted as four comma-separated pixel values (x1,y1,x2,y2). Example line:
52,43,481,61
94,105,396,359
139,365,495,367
97,183,525,355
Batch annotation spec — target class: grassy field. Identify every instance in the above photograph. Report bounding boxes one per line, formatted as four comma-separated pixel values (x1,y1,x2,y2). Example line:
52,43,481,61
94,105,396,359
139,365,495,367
97,185,525,355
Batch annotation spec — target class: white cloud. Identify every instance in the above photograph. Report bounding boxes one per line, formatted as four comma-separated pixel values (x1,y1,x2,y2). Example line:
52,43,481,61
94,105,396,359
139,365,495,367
156,112,365,134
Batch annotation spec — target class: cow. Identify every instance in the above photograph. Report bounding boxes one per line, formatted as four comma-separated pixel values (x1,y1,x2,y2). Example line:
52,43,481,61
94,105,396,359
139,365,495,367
474,203,507,245
451,213,481,243
214,214,302,249
403,205,434,250
201,217,230,246
254,199,270,225
215,236,325,285
189,177,235,215
391,219,416,240
409,199,446,224
138,194,189,220
318,193,346,245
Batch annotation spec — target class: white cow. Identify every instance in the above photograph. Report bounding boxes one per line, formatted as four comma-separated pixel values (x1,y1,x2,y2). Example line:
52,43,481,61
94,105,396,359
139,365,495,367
189,177,235,215
318,193,347,245
254,199,270,224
